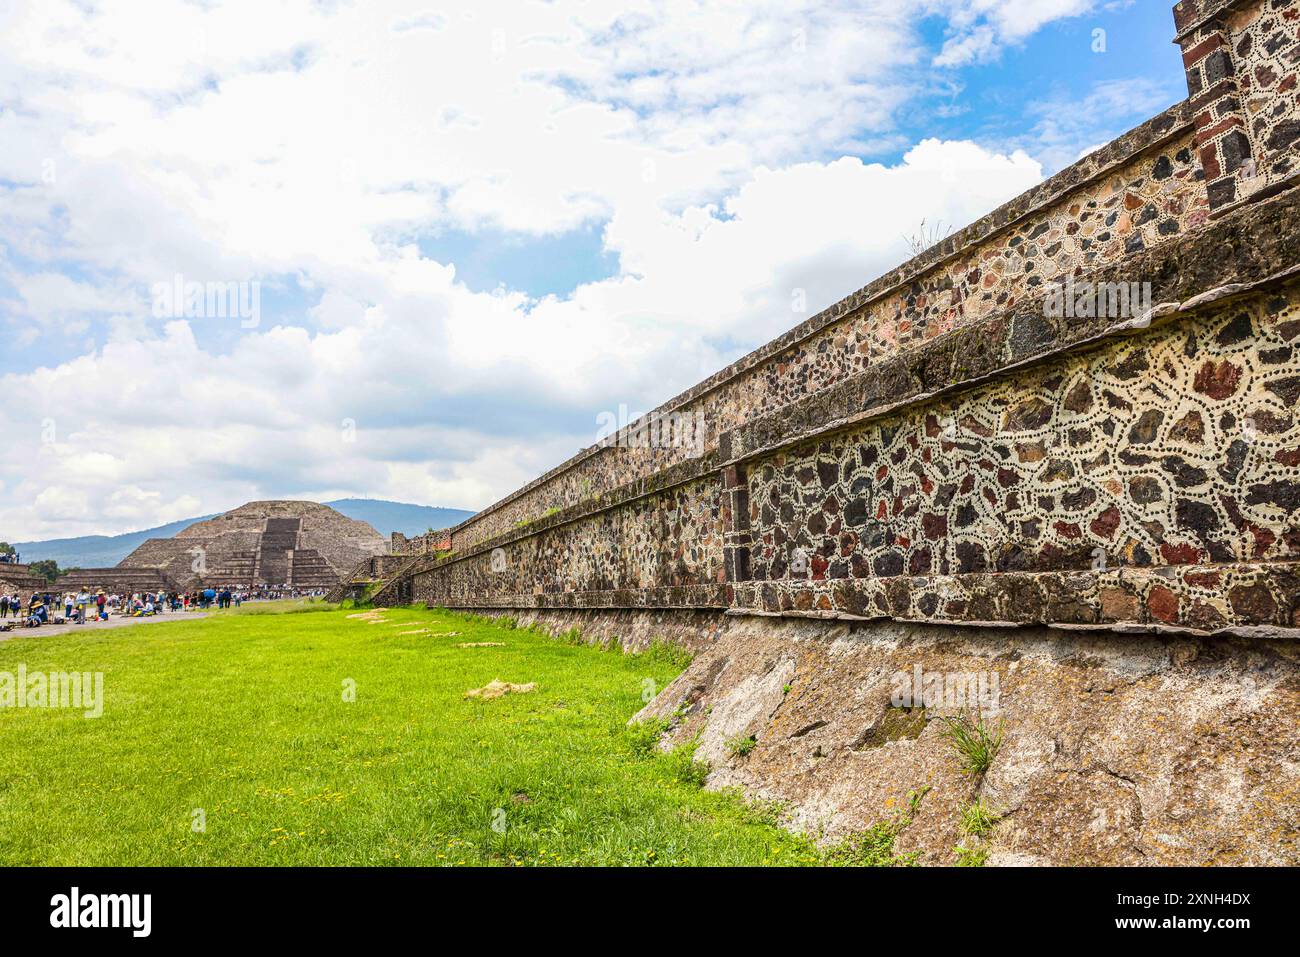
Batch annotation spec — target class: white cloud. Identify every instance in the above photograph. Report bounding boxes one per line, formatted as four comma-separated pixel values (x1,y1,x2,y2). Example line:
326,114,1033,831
0,0,1099,540
930,0,1095,66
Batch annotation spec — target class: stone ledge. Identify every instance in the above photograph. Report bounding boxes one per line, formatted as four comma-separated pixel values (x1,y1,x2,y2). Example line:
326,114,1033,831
404,451,722,574
734,561,1300,635
416,562,1300,636
722,185,1300,464
426,583,730,610
1173,0,1255,42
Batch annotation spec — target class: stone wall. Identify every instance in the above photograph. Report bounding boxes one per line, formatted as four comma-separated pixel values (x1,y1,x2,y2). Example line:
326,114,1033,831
383,0,1300,862
398,0,1300,642
0,562,49,595
391,529,452,555
737,284,1300,630
449,109,1203,551
1176,0,1300,209
392,3,1300,639
412,475,728,607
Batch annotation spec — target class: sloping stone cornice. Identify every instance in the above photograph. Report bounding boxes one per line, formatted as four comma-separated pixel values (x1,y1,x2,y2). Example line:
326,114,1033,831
721,185,1300,465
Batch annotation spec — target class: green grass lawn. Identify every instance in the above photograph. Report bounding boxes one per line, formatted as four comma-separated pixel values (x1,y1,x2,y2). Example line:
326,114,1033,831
0,603,824,866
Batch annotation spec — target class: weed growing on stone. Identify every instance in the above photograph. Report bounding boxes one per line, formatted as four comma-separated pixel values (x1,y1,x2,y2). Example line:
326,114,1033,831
726,733,757,757
637,639,695,670
954,844,990,867
625,717,671,756
959,799,1000,838
939,713,1004,778
824,821,913,866
824,786,930,867
667,736,711,787
739,795,791,828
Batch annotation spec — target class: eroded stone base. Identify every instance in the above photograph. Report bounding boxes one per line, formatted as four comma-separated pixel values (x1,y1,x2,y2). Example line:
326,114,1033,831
627,613,1298,865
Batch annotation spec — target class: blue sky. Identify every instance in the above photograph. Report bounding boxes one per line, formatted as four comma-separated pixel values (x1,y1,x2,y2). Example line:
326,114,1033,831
0,0,1195,539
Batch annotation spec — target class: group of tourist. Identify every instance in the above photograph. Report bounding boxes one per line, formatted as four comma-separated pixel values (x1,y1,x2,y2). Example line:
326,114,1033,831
194,587,242,609
0,582,330,630
0,593,39,621
1,588,228,628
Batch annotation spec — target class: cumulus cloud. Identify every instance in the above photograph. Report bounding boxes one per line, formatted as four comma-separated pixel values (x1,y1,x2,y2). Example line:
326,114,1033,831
930,0,1096,66
0,0,1093,540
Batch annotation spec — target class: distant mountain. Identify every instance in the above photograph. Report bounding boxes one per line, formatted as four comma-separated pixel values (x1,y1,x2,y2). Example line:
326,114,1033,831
321,499,475,539
11,515,220,569
12,499,476,568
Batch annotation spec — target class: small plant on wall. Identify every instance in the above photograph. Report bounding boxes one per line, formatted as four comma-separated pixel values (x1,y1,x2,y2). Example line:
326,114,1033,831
939,712,1004,780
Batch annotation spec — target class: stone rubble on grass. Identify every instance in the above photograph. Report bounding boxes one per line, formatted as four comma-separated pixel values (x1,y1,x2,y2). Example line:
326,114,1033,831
465,679,535,700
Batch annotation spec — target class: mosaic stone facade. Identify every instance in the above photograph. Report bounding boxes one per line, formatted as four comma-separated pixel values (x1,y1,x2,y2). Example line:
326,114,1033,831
1177,0,1299,208
400,0,1300,638
415,477,727,607
744,287,1300,587
1231,0,1300,188
452,118,1205,550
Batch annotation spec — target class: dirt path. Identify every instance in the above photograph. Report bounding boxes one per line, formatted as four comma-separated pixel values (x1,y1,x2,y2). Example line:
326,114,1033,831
0,611,209,642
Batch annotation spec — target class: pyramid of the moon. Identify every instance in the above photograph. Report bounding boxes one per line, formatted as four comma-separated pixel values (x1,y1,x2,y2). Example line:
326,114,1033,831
69,501,387,590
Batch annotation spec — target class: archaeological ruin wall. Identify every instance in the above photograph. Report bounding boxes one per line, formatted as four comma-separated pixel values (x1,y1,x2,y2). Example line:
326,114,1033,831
388,0,1300,640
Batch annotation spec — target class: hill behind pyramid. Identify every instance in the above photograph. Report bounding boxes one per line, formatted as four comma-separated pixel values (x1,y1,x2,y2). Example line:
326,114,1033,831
118,500,386,588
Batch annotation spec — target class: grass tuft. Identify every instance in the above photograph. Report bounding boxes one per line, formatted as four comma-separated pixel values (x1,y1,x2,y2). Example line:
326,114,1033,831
959,799,1000,838
725,734,757,758
625,718,670,757
939,713,1004,778
954,844,990,867
633,639,694,670
824,786,930,867
666,737,711,788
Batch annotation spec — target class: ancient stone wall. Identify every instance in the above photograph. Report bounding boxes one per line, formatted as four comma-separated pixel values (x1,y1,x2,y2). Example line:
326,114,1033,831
449,111,1204,550
0,563,51,595
412,475,729,607
384,1,1300,863
737,285,1300,630
391,529,452,555
399,0,1300,642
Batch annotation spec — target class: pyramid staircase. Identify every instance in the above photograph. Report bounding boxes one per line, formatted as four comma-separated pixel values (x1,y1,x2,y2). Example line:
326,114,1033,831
324,553,423,604
252,518,298,583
